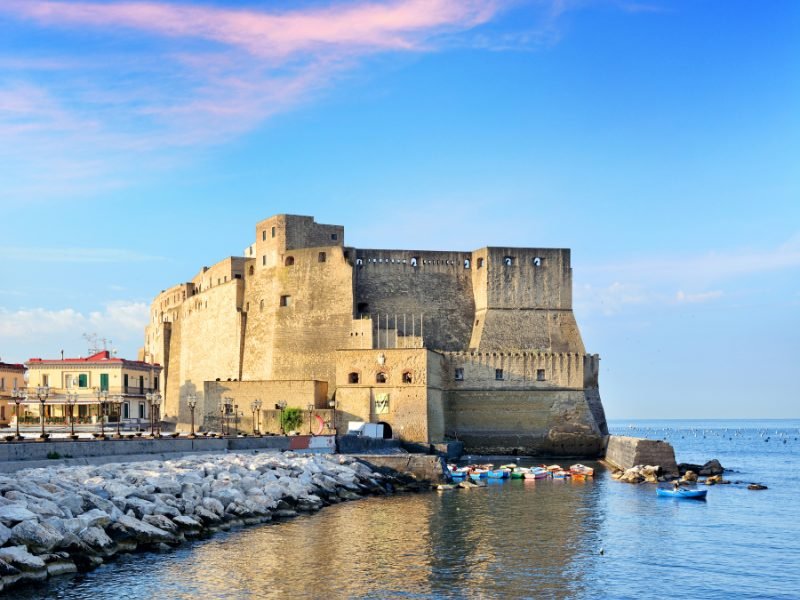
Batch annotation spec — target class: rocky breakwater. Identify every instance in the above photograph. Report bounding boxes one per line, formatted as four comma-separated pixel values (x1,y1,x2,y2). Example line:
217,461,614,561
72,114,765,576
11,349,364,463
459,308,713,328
0,451,421,593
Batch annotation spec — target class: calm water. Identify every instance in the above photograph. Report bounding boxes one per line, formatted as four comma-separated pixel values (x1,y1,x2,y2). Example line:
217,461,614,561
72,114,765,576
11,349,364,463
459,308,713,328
16,419,800,599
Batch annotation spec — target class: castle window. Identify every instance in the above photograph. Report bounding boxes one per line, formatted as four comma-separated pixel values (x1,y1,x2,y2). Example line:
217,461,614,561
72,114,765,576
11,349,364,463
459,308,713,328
262,256,266,266
357,302,369,314
376,372,387,384
504,256,514,266
331,233,338,241
271,226,276,238
411,257,419,267
495,369,504,380
262,230,266,241
464,259,471,269
477,258,484,269
454,368,464,381
318,252,326,263
537,369,546,381
280,295,292,307
475,319,480,326
259,299,264,312
285,256,295,266
402,371,413,384
356,258,363,266
246,302,250,312
348,372,360,384
533,257,543,267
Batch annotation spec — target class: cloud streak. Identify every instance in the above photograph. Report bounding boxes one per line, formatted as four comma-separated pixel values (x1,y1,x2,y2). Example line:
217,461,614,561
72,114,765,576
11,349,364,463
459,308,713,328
0,0,510,201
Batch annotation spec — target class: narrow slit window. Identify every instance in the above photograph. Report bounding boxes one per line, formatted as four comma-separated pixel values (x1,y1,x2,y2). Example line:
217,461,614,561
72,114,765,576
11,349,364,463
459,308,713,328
495,369,504,380
477,258,484,269
454,368,464,381
318,252,326,263
402,371,413,384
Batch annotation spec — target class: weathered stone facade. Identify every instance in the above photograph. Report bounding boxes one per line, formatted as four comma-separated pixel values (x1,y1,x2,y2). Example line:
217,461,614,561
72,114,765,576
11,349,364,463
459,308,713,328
143,214,607,456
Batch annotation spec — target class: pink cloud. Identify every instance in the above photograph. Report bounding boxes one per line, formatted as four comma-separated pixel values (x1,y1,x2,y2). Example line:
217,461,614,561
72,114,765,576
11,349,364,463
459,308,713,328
4,0,501,57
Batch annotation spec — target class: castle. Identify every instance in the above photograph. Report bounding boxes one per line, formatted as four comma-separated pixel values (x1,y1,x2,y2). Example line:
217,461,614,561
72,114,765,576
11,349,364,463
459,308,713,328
142,214,607,456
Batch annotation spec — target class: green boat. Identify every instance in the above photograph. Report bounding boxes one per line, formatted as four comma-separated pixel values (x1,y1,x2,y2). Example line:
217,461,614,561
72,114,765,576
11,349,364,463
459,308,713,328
510,468,528,479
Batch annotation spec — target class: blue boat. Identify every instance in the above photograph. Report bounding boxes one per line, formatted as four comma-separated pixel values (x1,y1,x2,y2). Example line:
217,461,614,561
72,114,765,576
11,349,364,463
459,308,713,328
487,469,510,479
657,487,708,500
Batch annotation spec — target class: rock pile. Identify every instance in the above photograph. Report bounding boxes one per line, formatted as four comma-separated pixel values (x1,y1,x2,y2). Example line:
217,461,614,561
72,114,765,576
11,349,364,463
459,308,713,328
611,465,662,484
0,451,416,592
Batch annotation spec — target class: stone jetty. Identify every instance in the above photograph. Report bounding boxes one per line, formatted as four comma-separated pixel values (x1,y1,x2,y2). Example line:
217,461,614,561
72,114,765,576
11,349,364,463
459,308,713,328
0,451,419,593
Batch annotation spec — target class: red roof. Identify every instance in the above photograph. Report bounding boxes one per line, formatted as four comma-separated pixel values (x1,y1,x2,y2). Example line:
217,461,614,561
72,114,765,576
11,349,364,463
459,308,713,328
26,351,160,368
0,362,26,371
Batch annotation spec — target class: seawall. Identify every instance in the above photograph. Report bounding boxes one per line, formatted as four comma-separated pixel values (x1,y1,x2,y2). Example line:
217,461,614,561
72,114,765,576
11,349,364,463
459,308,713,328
604,435,679,476
352,454,450,484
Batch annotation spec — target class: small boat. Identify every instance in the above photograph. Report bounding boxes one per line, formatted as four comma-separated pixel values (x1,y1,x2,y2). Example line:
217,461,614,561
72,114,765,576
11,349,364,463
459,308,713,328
569,464,594,478
545,464,562,472
487,469,511,479
552,470,570,479
524,467,549,480
500,463,518,470
449,469,467,479
510,468,528,479
469,469,489,480
657,487,708,500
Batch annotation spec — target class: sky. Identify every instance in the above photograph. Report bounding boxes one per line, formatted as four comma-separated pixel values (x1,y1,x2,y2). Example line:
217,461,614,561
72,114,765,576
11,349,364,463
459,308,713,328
0,0,798,419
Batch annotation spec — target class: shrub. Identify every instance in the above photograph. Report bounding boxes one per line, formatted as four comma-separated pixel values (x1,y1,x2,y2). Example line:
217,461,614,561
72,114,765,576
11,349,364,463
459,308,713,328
46,451,62,460
281,408,304,433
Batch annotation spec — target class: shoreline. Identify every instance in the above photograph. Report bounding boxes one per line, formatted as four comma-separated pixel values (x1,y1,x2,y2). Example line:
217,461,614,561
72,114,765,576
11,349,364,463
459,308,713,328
0,450,427,594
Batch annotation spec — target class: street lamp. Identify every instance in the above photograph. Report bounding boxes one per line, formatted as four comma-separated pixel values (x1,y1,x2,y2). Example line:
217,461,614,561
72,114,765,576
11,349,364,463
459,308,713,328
218,399,226,436
112,396,124,438
328,399,337,436
146,392,161,437
187,394,198,438
11,389,26,441
153,393,162,437
65,391,79,440
94,387,108,439
250,399,263,435
307,403,314,435
276,400,287,435
222,397,233,436
36,385,50,439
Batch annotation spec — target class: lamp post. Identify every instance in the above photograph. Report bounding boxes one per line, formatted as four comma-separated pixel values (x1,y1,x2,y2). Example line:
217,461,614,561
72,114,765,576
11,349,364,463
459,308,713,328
112,396,124,438
276,400,287,435
66,391,79,440
222,397,233,436
153,393,162,437
94,387,108,439
187,394,197,438
36,385,50,439
218,399,226,436
307,403,314,435
250,399,263,435
11,389,26,440
146,392,156,436
328,399,337,436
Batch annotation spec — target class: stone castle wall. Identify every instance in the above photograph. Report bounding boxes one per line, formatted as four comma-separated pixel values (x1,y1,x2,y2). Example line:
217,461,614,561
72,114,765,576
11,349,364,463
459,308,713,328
143,214,607,456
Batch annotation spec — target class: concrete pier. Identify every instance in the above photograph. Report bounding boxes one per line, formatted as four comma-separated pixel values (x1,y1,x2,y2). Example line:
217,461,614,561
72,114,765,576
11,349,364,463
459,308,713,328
604,435,679,476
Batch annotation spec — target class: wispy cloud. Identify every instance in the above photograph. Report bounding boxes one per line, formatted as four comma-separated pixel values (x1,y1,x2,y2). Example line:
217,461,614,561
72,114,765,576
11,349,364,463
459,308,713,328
575,233,800,316
0,301,149,362
0,0,511,202
0,247,164,263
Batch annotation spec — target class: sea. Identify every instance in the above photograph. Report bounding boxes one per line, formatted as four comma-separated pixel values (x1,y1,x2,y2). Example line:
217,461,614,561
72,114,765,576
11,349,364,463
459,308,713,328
15,419,800,599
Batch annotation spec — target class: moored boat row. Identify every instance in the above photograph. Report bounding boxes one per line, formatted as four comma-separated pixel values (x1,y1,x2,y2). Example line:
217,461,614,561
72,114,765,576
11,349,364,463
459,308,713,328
448,463,595,481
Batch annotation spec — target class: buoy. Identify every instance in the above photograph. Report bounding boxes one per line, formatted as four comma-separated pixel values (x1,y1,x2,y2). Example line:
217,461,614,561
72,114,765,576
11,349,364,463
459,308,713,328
599,548,605,555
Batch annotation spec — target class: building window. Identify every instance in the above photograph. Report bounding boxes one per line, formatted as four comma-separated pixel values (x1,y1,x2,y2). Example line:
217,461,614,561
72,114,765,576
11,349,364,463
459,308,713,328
280,295,292,307
357,302,369,314
262,256,266,266
464,259,471,269
454,368,464,381
348,372,360,384
262,230,266,241
260,299,264,311
331,233,338,241
271,226,276,238
504,256,514,266
100,373,109,391
495,369,504,380
0,378,4,391
402,371,413,384
533,256,543,267
249,266,255,276
285,256,295,266
410,257,419,267
537,369,546,381
318,252,326,263
376,372,387,384
477,258,484,269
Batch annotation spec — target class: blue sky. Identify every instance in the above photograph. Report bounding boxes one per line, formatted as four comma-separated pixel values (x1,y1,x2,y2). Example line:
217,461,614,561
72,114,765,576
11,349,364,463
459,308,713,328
1,0,798,418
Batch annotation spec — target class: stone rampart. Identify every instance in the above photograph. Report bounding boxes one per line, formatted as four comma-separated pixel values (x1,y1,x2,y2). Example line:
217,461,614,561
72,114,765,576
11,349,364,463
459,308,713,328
352,454,449,484
604,435,679,476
